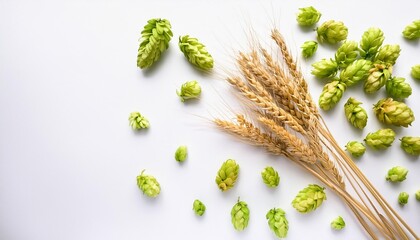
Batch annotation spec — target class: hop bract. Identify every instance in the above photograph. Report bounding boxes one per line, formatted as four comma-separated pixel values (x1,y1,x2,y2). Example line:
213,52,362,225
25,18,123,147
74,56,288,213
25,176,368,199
177,80,202,102
231,199,250,231
266,208,289,238
364,129,396,150
411,65,420,80
331,216,346,230
364,64,392,93
317,20,348,44
192,199,206,216
301,41,318,58
319,80,346,111
344,97,368,129
137,170,161,198
400,136,420,155
215,159,240,191
385,77,412,99
402,20,420,40
129,112,150,130
359,27,385,59
398,192,409,206
373,98,415,127
296,6,321,26
179,35,214,71
386,166,408,182
292,184,326,213
261,166,280,188
345,141,366,157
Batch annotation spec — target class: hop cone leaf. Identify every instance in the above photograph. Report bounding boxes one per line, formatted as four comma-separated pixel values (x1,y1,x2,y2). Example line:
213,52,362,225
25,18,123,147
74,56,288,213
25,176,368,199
192,199,206,216
331,216,346,230
402,20,420,40
411,65,420,80
311,58,338,78
179,35,214,71
400,136,420,155
344,97,368,129
317,20,348,44
359,27,385,59
386,166,408,182
398,192,409,206
137,18,173,69
215,159,239,191
364,64,392,93
292,184,327,213
374,44,401,66
174,145,188,162
266,208,289,238
261,166,280,188
177,80,202,102
364,129,396,150
129,112,150,130
373,98,415,127
301,41,318,58
296,6,321,26
339,59,372,87
231,199,250,231
319,81,346,111
345,141,366,157
386,77,412,99
335,40,359,68
137,170,161,198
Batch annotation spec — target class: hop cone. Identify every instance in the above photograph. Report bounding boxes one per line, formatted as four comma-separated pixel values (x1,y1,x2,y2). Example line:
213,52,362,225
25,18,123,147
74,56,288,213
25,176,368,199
311,58,338,78
317,20,348,44
416,190,420,201
301,41,318,58
292,184,327,213
364,64,392,93
359,27,385,59
335,40,359,68
386,77,412,99
400,136,420,155
374,44,401,66
179,35,214,71
402,20,420,40
192,199,206,216
174,145,188,162
373,98,415,127
231,199,250,231
129,112,150,130
177,80,202,102
266,208,289,238
215,159,239,191
261,166,280,188
364,129,396,150
345,141,366,157
331,216,346,230
398,192,409,206
296,6,321,26
339,59,372,87
386,166,408,182
319,81,346,111
137,18,173,69
344,97,368,129
411,65,420,80
137,170,161,198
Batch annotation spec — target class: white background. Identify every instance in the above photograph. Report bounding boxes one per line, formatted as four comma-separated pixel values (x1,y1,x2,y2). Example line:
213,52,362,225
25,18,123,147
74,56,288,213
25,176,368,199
1,0,419,239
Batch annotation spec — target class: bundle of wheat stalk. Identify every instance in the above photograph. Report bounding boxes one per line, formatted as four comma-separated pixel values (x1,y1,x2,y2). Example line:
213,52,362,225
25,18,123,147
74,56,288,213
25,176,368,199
214,28,418,239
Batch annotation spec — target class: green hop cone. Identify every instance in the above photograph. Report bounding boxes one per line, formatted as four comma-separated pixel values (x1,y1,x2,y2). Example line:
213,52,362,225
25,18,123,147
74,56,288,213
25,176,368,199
266,208,289,239
364,129,396,150
339,59,372,87
292,184,327,213
398,192,409,206
261,166,280,188
402,20,420,40
331,216,346,230
177,80,202,102
319,81,346,111
296,6,321,26
416,190,420,201
129,112,150,130
174,145,188,162
364,64,392,93
374,44,401,66
344,97,368,129
231,199,250,231
215,159,239,191
373,98,415,127
317,20,348,44
386,166,408,182
301,41,318,58
137,18,173,69
192,199,206,216
359,27,385,59
179,35,214,71
400,136,420,155
311,58,338,78
411,65,420,80
137,170,161,198
345,141,366,157
386,77,412,99
335,40,359,68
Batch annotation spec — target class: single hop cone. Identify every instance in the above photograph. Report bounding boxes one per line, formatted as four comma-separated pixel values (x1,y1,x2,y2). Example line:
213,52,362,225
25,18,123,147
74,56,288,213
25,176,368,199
386,77,412,99
402,20,420,40
364,64,392,93
335,40,359,68
344,97,368,129
311,58,338,78
359,27,385,59
398,192,409,206
339,59,372,87
177,80,202,102
192,199,206,216
301,41,318,58
364,129,396,150
179,35,214,71
266,208,289,238
137,170,161,198
331,216,346,230
137,18,173,69
400,136,420,155
292,184,327,213
373,98,415,127
374,44,401,66
215,159,240,191
386,166,408,182
231,199,250,231
319,81,346,111
296,6,321,26
411,65,420,80
261,166,280,188
317,20,348,44
129,112,150,130
345,141,366,157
